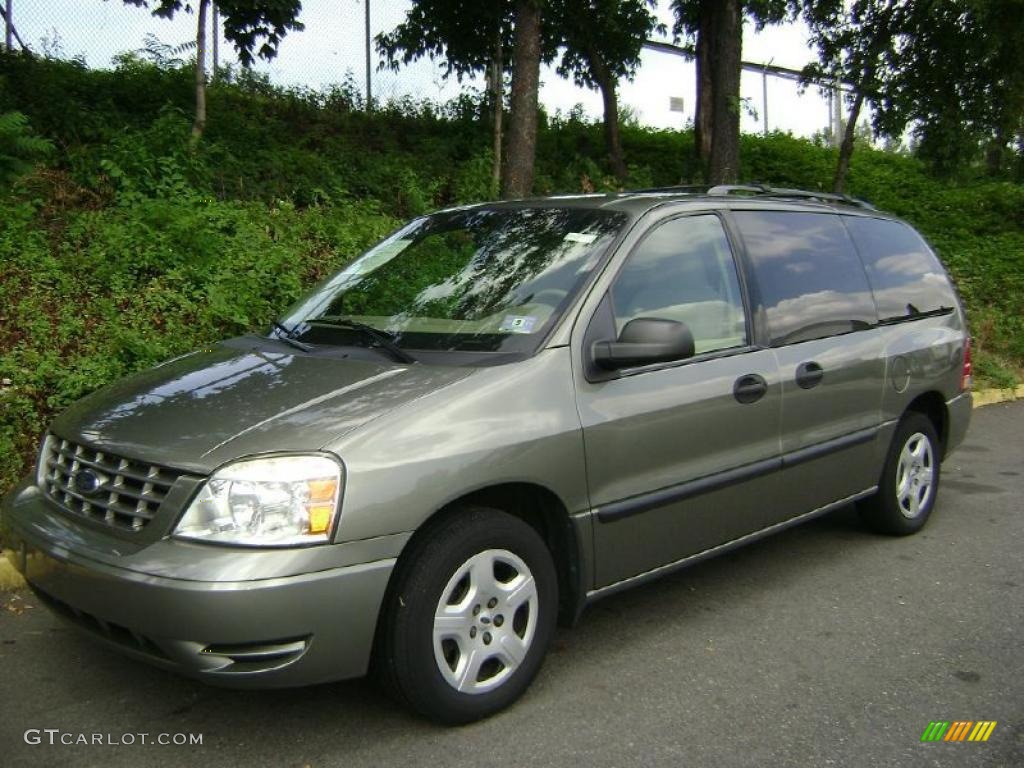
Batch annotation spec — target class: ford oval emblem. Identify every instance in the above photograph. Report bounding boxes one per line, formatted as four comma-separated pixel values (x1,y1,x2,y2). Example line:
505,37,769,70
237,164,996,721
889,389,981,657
72,469,102,496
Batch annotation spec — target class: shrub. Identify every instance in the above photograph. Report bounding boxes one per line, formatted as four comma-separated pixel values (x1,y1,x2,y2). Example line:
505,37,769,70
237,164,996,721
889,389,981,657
0,111,53,184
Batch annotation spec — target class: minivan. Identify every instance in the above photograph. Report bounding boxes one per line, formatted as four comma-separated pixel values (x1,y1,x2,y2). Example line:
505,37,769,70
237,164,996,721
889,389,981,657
2,185,972,723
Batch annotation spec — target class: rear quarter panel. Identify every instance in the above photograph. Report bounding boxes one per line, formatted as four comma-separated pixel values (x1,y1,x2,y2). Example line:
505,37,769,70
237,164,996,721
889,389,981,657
874,312,968,461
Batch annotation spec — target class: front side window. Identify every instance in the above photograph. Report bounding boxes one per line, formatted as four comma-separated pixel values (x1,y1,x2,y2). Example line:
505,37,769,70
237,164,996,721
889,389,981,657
610,215,748,355
280,207,627,354
733,211,876,346
843,216,957,322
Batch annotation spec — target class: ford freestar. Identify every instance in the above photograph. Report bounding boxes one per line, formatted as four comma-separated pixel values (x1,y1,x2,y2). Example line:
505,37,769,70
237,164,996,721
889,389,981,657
3,185,972,723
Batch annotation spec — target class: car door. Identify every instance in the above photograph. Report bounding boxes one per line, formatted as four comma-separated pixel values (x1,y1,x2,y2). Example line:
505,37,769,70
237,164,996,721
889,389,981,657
573,212,784,589
729,210,885,519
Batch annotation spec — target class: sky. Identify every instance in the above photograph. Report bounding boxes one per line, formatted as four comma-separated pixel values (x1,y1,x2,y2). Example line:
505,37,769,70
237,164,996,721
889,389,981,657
7,0,837,139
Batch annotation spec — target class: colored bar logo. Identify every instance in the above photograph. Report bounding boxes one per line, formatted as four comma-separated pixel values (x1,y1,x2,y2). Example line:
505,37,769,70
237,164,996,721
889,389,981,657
921,721,997,742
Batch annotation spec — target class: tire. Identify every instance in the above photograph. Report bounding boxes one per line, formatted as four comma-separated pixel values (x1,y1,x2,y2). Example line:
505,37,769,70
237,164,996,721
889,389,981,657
858,412,942,536
377,507,558,724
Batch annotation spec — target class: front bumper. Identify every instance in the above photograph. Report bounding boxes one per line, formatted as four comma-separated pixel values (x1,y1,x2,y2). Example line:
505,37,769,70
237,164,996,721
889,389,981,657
2,481,402,688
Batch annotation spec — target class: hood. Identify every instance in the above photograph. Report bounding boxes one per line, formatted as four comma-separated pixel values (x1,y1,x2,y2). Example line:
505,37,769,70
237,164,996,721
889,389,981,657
52,341,473,474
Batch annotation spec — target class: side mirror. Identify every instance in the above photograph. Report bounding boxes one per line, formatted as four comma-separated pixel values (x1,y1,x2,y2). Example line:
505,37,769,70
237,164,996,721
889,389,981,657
592,317,695,370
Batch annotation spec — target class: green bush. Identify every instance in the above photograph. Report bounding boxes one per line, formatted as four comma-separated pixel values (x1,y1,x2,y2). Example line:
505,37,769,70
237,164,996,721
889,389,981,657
0,195,395,493
0,111,53,184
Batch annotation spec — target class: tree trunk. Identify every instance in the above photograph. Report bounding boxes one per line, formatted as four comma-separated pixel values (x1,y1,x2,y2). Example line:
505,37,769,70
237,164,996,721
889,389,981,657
502,0,542,199
192,0,209,142
833,16,891,194
586,47,627,183
211,2,219,80
488,35,504,198
693,0,715,178
599,79,627,183
708,0,742,185
2,1,31,52
985,125,1007,177
833,89,865,193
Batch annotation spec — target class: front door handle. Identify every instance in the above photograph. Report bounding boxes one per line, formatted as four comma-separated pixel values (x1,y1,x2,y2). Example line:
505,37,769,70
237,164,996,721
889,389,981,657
733,374,768,404
795,361,824,389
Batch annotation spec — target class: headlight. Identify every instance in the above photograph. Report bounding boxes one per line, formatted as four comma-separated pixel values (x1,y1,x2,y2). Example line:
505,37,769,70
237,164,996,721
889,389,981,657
174,455,342,547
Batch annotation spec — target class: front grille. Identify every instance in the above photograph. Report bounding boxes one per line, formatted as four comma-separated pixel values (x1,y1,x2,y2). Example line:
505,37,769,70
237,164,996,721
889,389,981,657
39,435,182,532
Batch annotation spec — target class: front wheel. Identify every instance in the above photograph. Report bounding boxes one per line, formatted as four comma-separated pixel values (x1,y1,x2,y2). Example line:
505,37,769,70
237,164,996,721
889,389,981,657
858,412,941,535
378,507,558,724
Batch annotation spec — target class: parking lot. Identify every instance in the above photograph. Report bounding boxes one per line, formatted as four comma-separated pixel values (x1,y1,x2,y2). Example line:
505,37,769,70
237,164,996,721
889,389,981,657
1,401,1021,767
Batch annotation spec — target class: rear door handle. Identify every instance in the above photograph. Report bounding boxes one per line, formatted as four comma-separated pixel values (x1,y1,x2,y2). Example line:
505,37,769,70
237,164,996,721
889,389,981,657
733,374,768,404
795,361,824,389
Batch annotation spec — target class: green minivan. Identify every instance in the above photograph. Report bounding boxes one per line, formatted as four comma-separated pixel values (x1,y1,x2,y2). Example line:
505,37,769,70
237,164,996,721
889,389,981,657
2,186,972,723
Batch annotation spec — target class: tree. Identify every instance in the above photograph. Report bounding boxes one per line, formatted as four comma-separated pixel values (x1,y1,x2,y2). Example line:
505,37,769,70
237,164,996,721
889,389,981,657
378,0,547,198
192,0,209,139
378,0,546,199
377,1,515,196
974,18,1023,173
804,0,1024,180
503,0,544,198
380,0,661,195
485,33,506,196
122,0,303,140
707,0,742,184
552,1,662,183
976,0,1024,176
672,0,711,174
882,0,1024,177
803,0,899,193
673,0,794,184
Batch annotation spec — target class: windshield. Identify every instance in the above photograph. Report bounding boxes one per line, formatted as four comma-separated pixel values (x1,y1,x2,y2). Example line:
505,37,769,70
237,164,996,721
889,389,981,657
278,206,627,355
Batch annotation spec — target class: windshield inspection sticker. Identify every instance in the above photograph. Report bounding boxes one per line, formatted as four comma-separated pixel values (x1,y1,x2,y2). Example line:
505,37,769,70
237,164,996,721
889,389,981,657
499,315,537,334
564,232,598,244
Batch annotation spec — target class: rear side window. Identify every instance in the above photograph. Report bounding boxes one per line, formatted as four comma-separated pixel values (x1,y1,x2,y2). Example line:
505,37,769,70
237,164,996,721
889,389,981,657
843,217,957,322
733,211,876,346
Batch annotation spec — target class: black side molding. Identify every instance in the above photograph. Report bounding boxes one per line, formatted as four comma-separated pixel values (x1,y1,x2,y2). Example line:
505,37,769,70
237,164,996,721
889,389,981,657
780,426,878,470
596,456,780,523
596,426,880,524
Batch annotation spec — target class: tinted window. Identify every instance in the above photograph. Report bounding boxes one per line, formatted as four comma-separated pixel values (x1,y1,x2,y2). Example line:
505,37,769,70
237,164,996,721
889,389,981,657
844,217,957,322
611,215,747,355
734,211,876,345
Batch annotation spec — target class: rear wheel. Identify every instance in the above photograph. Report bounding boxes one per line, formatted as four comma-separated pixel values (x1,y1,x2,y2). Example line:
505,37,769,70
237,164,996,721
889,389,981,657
378,507,557,724
858,412,941,535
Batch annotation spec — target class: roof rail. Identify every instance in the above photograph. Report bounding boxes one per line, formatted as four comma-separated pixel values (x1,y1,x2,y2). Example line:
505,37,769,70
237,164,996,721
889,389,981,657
626,184,709,195
705,184,767,195
622,183,875,210
707,183,876,210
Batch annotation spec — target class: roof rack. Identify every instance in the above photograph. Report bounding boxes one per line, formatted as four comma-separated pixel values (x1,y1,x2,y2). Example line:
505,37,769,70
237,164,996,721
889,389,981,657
626,184,710,195
624,183,875,210
707,184,875,210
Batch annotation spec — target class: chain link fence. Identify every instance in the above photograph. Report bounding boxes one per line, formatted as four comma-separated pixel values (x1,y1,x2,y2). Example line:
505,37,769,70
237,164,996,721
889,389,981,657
2,0,834,137
1,0,462,104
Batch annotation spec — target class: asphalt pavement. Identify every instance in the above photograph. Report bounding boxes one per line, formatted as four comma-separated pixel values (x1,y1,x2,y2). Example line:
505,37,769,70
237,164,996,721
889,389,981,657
1,401,1022,768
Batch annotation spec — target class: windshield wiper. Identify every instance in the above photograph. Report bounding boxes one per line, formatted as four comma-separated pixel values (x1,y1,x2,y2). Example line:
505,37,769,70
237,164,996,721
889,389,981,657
269,320,313,353
309,317,416,364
